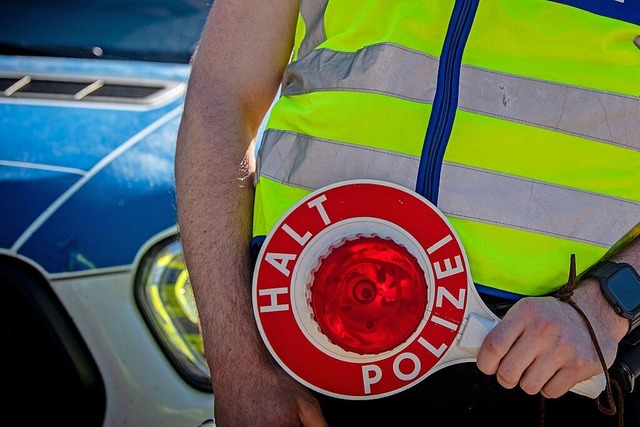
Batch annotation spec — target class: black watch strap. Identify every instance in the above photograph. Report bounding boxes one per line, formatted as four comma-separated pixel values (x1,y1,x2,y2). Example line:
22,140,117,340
585,261,640,333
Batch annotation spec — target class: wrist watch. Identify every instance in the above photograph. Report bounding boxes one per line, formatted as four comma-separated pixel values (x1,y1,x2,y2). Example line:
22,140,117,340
584,261,640,333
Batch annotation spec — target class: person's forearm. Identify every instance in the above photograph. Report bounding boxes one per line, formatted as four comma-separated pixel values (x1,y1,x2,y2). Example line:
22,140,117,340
574,233,639,360
175,90,265,387
174,0,299,389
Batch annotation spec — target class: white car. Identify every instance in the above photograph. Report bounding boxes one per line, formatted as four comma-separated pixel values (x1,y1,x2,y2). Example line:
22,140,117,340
1,1,214,425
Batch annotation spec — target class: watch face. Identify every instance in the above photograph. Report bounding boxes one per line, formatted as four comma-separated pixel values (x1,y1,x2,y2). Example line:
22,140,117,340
609,268,640,313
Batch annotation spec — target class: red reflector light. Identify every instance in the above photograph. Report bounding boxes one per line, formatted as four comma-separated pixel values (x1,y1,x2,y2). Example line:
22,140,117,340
309,235,428,354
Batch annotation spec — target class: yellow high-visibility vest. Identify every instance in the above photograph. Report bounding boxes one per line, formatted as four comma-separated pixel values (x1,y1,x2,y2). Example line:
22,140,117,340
253,0,640,297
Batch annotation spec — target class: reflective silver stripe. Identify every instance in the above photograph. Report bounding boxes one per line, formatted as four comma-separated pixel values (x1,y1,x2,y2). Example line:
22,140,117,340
257,130,640,247
438,164,640,247
458,66,640,149
282,43,640,149
257,129,419,190
298,0,329,58
284,44,439,103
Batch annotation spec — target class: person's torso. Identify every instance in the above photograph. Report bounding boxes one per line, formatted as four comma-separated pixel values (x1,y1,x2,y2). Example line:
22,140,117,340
253,0,640,297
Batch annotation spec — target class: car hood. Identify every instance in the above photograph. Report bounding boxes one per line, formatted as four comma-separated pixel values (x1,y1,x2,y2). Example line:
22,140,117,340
1,55,190,274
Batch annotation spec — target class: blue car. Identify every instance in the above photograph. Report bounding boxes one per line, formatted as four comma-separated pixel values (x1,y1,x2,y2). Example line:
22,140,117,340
1,1,214,425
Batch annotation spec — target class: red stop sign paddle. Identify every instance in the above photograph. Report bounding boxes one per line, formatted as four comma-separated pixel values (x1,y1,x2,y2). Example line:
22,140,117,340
252,180,605,400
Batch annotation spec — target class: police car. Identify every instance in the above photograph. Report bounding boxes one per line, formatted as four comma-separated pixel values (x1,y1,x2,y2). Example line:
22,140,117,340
1,1,214,425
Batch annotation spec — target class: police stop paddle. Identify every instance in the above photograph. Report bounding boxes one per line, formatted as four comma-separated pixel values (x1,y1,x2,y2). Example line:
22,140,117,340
252,180,605,400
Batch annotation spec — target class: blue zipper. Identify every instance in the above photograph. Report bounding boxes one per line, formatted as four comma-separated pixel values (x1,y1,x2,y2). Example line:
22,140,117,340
415,0,526,301
415,0,479,204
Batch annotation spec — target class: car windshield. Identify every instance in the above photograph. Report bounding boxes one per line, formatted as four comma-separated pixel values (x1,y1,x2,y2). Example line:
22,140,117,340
0,0,213,64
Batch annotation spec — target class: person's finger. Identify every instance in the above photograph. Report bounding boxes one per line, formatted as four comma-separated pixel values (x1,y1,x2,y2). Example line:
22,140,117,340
538,367,581,399
476,302,529,375
298,398,329,427
534,344,601,399
492,333,539,391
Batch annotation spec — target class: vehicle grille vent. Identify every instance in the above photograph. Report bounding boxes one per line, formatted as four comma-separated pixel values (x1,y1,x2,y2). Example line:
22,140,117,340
0,74,183,106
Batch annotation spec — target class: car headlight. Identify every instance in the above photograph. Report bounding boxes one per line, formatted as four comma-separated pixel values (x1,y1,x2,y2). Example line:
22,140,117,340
135,237,211,391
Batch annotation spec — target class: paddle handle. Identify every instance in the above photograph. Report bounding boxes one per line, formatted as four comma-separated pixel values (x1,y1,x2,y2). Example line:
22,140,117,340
458,313,607,399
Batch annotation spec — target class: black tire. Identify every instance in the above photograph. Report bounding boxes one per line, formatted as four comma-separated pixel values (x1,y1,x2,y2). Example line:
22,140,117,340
1,258,106,425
